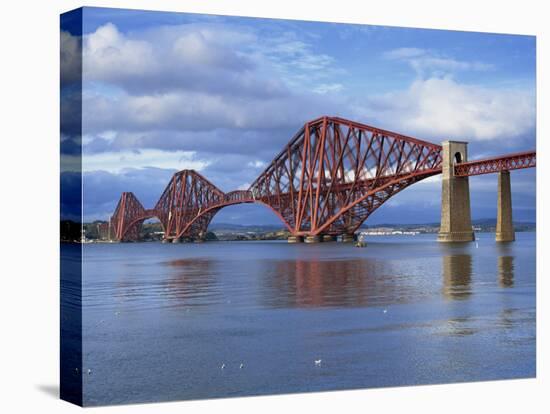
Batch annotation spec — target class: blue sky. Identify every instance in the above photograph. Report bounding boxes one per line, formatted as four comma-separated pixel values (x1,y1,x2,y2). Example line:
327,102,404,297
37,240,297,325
62,6,536,225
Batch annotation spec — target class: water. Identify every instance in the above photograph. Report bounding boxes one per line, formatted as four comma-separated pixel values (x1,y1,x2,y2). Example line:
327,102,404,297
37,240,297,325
71,233,535,406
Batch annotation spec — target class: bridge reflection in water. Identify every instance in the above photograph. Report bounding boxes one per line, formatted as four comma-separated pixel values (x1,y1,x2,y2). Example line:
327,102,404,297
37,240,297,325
442,254,473,300
259,258,436,308
110,258,219,311
108,253,518,310
498,256,515,288
102,251,519,314
441,250,515,300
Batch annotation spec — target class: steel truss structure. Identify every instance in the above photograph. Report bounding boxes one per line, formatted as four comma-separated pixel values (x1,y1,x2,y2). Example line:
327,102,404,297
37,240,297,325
109,116,536,241
453,150,536,177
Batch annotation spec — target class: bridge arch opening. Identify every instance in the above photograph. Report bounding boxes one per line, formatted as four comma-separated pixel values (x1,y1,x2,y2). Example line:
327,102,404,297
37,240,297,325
120,215,165,242
140,217,165,241
454,152,463,164
191,202,292,240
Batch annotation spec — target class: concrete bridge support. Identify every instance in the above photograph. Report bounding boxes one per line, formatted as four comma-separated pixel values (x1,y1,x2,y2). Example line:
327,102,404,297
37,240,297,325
288,234,336,243
288,235,303,243
339,233,355,243
304,235,322,243
496,171,515,242
438,141,475,243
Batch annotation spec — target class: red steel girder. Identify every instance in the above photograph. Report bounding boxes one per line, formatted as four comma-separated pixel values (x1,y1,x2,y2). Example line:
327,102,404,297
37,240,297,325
248,116,443,235
110,192,151,241
454,150,536,177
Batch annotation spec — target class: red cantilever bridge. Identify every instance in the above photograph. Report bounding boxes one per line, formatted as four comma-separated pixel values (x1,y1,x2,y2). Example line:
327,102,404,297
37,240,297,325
110,116,535,242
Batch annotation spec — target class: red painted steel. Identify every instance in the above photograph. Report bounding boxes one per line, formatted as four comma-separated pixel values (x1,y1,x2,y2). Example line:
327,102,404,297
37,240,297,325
453,150,536,177
109,116,535,241
110,192,149,241
247,116,443,236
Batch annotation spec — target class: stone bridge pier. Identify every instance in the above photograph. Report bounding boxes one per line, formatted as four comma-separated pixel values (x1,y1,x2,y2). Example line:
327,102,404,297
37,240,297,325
438,141,475,242
438,141,516,243
496,171,515,242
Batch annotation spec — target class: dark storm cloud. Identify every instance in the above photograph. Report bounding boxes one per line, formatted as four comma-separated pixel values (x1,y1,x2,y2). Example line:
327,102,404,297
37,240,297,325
211,204,284,227
60,30,82,89
80,163,273,221
82,167,176,220
61,172,82,221
60,86,82,151
82,127,299,162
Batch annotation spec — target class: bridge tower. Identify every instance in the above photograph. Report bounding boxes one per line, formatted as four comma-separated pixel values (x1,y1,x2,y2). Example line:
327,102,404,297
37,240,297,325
438,141,475,242
496,171,515,242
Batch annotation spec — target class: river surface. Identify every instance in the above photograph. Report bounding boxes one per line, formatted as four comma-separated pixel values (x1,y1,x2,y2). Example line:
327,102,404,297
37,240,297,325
72,233,535,405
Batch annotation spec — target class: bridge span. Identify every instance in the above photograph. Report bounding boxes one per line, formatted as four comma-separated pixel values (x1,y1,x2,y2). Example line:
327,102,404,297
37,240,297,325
108,116,535,243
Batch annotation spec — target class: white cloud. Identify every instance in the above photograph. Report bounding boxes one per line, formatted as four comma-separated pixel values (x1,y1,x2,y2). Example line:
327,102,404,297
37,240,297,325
237,182,251,190
264,39,334,71
82,23,280,98
251,33,345,89
84,23,156,80
247,160,267,168
81,149,209,173
81,22,341,98
78,22,342,144
383,47,425,60
383,47,494,76
356,77,535,142
313,83,344,94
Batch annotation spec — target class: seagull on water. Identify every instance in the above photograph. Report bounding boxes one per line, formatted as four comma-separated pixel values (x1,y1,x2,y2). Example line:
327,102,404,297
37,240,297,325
315,359,322,366
240,363,244,369
220,363,225,370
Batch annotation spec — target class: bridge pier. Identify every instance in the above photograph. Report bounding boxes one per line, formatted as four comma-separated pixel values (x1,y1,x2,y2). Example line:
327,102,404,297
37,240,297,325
288,235,303,243
322,234,336,242
496,171,515,242
171,238,181,244
339,233,355,243
304,235,322,243
438,141,475,243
